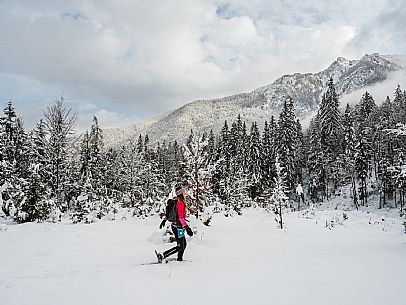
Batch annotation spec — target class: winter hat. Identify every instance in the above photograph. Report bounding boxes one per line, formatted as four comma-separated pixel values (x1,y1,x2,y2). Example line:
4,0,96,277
175,186,185,196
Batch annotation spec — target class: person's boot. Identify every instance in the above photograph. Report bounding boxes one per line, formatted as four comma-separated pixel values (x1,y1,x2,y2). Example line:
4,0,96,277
177,256,183,261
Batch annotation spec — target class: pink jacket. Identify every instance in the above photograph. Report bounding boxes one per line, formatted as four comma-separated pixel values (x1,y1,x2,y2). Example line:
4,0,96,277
175,200,187,227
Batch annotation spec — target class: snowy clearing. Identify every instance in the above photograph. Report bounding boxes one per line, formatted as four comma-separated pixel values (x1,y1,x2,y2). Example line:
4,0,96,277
1,208,405,305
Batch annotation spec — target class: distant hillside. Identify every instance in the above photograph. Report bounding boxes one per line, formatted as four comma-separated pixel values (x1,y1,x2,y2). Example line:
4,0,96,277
102,53,403,146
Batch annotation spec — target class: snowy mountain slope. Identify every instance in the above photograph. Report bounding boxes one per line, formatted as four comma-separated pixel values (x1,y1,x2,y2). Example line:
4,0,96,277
103,53,403,146
101,119,157,147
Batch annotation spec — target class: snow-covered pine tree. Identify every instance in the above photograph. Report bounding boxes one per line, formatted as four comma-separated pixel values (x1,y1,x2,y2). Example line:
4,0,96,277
213,121,230,201
277,97,297,193
269,156,290,229
357,92,378,177
137,134,143,154
119,142,142,207
70,130,96,223
207,129,216,166
261,120,276,203
136,135,166,214
22,161,51,222
306,117,325,202
373,92,401,208
229,120,240,176
357,91,377,123
175,141,189,187
79,131,91,181
0,100,18,216
318,78,343,194
247,122,262,200
28,119,53,220
355,131,369,206
89,115,104,191
44,96,77,212
0,100,33,220
183,129,211,218
342,104,358,209
155,141,169,187
102,147,119,195
144,134,150,155
294,119,305,186
10,118,32,222
390,124,406,214
393,85,406,124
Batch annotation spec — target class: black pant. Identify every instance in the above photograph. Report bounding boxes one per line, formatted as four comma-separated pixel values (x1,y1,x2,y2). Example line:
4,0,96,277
163,225,187,260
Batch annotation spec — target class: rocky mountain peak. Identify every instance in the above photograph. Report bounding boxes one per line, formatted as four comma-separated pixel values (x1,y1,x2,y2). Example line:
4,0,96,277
102,54,404,146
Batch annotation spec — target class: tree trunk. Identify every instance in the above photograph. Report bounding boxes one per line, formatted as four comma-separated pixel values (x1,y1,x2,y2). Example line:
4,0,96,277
395,188,397,208
352,177,358,210
382,180,386,209
195,164,199,219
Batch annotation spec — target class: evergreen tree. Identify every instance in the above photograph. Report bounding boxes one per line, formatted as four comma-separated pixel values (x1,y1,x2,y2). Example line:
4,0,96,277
277,98,297,192
306,117,325,202
137,134,143,154
318,78,343,193
355,132,369,206
319,78,343,156
44,96,77,211
358,91,377,122
0,101,32,218
213,121,230,200
393,85,406,124
269,157,289,229
183,129,210,218
342,104,358,208
261,120,275,196
207,129,216,165
10,118,32,222
247,122,262,199
294,119,305,185
29,119,53,219
89,115,104,188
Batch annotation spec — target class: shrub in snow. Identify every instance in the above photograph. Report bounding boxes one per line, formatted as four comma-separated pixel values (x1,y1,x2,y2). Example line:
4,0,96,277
0,224,7,232
106,201,121,221
48,201,62,222
8,204,17,218
298,207,316,219
325,212,347,230
70,193,91,224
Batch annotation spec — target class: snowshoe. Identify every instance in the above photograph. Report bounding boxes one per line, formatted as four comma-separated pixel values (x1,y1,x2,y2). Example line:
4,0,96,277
154,250,163,263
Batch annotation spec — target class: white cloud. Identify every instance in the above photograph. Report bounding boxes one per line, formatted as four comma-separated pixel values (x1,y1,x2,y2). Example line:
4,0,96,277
340,69,406,108
0,0,405,130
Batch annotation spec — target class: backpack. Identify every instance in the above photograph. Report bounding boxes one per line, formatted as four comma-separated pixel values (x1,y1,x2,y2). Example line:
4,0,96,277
165,199,177,222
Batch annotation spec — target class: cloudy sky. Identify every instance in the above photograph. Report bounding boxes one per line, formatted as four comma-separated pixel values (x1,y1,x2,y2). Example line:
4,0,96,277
1,0,405,131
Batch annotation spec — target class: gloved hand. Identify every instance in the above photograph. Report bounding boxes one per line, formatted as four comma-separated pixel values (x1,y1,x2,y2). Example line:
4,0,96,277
159,219,166,229
185,226,193,236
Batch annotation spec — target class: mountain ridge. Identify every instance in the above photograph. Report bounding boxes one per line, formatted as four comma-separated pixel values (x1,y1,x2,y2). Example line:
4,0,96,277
102,53,404,147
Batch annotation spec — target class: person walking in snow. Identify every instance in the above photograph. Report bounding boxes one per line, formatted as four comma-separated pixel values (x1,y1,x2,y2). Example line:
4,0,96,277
296,183,305,209
156,186,193,262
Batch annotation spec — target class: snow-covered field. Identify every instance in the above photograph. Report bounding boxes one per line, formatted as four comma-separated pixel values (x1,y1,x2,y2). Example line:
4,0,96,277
1,208,405,305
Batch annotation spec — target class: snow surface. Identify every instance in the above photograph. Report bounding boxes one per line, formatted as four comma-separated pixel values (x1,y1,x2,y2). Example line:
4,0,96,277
0,208,405,305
